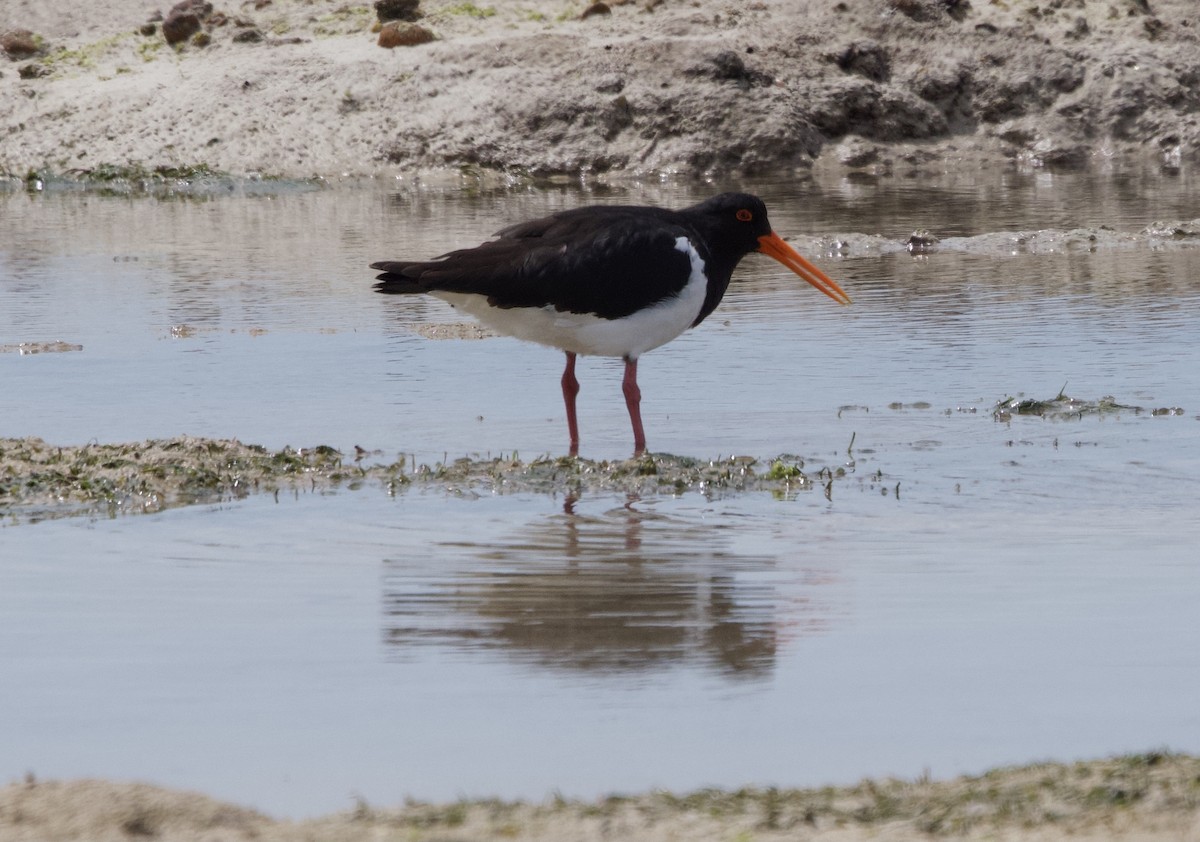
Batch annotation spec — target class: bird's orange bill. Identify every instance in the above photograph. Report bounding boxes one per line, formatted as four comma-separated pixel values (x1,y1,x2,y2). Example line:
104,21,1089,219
757,232,851,305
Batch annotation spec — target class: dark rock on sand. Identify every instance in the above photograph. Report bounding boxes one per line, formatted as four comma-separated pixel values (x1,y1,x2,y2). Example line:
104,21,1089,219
580,2,612,19
374,0,421,23
377,21,435,48
1,28,42,60
162,0,213,45
18,62,49,79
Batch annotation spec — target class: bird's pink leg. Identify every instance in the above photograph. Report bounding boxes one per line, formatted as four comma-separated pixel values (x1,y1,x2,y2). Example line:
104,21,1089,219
561,352,581,456
622,357,646,456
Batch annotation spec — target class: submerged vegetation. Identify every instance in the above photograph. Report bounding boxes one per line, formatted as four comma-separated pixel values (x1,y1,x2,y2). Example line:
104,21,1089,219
0,436,862,522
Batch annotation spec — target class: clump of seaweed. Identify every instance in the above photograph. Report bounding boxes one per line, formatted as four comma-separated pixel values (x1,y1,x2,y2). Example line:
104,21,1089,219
993,385,1181,421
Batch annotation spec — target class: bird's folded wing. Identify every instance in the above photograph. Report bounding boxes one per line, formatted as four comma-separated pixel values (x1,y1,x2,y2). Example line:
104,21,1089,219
394,220,699,321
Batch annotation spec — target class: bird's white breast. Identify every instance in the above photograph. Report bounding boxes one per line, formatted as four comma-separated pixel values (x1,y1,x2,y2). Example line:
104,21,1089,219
435,236,708,360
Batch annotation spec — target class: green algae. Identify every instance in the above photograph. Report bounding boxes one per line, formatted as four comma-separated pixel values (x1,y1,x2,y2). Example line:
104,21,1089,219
0,436,843,522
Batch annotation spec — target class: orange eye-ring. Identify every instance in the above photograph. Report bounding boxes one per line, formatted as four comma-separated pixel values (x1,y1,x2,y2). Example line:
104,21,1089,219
736,209,753,222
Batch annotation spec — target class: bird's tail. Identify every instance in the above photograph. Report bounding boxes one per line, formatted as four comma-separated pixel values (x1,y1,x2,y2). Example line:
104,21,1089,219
370,261,427,294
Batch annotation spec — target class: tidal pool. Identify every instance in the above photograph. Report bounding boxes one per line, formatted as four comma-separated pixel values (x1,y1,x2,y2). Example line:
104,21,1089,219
2,168,1199,817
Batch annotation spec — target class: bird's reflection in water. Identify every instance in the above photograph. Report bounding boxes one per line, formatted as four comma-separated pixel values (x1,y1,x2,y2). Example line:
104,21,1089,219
382,496,832,680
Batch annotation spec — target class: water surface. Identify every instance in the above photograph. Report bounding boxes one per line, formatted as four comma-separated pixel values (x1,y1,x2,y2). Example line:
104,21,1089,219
2,168,1199,817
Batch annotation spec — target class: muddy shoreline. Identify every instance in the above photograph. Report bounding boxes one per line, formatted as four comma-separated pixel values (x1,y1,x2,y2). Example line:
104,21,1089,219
3,0,1199,180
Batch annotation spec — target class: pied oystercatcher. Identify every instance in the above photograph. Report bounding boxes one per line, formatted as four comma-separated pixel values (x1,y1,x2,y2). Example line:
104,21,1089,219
372,192,850,455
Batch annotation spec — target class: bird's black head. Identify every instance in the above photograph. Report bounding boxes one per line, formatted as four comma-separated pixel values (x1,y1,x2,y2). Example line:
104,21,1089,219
681,192,774,261
682,191,852,311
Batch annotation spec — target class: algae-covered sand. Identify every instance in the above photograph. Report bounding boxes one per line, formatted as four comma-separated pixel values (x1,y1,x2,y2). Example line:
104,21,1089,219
0,435,845,521
2,753,1199,841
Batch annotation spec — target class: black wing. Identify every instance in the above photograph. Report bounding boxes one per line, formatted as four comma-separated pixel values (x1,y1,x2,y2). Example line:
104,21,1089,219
372,209,700,321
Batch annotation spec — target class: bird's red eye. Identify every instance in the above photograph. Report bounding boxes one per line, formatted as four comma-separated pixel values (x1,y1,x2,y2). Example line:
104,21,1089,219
736,209,753,222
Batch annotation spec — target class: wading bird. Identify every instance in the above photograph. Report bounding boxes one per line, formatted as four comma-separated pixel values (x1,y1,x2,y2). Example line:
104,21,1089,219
372,192,850,456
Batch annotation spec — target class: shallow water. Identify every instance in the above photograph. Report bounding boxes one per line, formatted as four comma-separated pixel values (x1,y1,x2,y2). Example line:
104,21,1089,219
2,168,1200,817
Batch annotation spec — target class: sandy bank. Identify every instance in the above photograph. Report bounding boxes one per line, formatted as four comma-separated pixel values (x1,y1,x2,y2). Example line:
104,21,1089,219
3,0,1199,180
